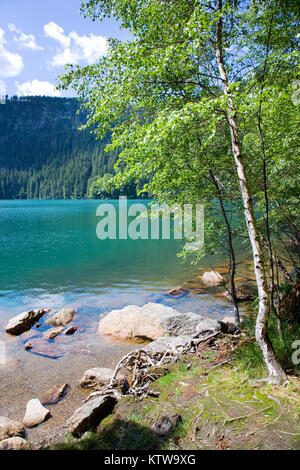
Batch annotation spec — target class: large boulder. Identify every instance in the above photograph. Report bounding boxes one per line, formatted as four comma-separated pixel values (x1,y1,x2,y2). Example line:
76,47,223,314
46,307,76,327
0,416,25,440
23,399,50,428
5,309,50,335
97,302,218,341
66,395,117,436
202,271,226,287
0,437,30,450
80,368,125,391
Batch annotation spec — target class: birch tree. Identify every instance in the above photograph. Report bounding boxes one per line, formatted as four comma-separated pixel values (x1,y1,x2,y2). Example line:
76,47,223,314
60,0,299,382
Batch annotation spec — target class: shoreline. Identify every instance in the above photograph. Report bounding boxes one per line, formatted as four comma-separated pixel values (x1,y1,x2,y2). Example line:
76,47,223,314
0,263,257,448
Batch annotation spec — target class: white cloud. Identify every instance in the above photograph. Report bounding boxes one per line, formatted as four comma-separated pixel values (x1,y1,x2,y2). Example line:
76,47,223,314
15,79,61,97
51,47,78,67
44,21,70,48
8,23,43,51
0,80,6,95
0,27,23,77
0,28,5,45
69,31,107,64
44,21,107,67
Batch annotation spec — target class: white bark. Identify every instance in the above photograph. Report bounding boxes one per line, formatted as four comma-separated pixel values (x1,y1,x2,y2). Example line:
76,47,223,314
215,0,286,383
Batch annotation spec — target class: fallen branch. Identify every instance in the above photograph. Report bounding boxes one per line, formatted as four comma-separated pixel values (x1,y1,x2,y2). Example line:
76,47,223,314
223,405,273,424
204,358,233,375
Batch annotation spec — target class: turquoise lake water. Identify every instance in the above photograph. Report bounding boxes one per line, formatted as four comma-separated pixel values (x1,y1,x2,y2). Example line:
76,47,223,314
0,199,236,439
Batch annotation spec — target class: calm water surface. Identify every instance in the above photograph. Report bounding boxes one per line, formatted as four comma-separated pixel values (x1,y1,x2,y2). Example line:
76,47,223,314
0,199,232,323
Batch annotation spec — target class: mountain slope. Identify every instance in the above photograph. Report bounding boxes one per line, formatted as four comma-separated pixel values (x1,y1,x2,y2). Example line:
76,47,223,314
0,96,118,199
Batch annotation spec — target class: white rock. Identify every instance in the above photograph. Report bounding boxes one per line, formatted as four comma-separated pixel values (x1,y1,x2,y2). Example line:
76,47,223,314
0,416,25,440
202,271,226,287
46,307,76,327
221,316,235,324
23,399,50,428
0,437,30,450
98,302,218,341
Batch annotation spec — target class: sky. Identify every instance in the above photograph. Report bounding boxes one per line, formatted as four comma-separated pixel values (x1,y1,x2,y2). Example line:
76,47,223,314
0,0,130,97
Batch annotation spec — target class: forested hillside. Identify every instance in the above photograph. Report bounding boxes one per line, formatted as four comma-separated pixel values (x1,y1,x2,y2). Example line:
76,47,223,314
0,96,120,199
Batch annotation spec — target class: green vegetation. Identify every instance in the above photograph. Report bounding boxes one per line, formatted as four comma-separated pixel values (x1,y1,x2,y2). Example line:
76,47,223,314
60,0,300,382
51,319,300,451
0,96,143,199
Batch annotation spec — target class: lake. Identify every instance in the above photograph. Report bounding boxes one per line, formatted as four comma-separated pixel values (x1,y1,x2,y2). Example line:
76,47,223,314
0,199,233,323
0,199,236,444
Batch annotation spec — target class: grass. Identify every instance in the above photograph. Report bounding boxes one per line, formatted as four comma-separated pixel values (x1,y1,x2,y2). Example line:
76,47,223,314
51,318,300,451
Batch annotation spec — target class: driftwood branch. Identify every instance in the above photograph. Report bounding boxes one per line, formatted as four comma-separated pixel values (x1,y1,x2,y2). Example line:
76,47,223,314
84,327,222,402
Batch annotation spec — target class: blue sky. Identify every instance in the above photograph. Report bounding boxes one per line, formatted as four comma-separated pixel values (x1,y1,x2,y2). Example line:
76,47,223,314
0,0,130,97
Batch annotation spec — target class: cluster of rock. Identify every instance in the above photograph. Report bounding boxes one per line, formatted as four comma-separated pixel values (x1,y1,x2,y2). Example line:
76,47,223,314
0,382,70,450
2,306,77,449
0,417,29,450
2,272,246,445
5,307,78,354
63,302,223,437
169,270,254,302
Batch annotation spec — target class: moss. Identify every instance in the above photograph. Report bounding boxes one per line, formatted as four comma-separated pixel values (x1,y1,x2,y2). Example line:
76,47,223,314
51,327,300,451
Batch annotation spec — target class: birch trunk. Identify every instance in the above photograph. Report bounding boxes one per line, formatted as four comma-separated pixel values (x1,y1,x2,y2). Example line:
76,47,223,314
215,0,286,383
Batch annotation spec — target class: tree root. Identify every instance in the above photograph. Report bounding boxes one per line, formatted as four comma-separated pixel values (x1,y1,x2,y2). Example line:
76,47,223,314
84,328,221,402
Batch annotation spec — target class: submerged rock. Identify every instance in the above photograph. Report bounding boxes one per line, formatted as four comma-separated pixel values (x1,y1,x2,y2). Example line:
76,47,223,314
40,383,69,405
202,271,226,287
0,416,25,440
0,437,30,450
166,286,187,297
223,284,254,302
43,326,64,340
46,307,76,327
80,367,124,391
64,325,78,335
27,337,63,358
67,395,117,436
23,399,51,428
24,341,32,351
5,309,50,336
97,302,218,341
